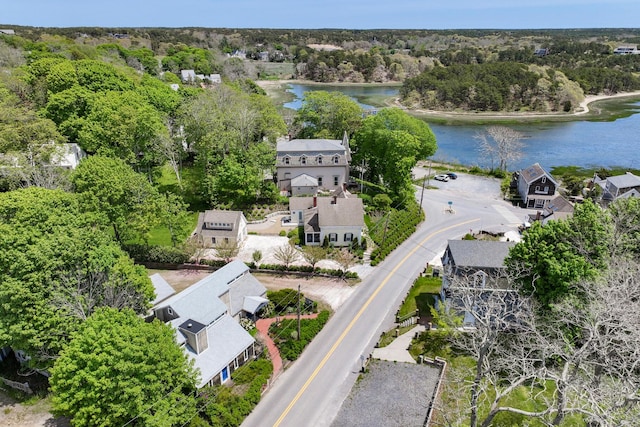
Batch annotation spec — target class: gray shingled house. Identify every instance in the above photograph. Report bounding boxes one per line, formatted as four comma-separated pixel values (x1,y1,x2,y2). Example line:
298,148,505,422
517,163,558,209
440,240,517,325
151,261,268,387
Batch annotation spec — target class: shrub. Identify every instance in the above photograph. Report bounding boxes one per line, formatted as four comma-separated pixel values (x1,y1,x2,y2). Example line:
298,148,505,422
123,244,190,264
279,230,286,236
269,311,330,360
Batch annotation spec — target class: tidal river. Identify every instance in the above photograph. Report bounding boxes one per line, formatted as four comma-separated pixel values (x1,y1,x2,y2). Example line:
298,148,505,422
285,83,640,171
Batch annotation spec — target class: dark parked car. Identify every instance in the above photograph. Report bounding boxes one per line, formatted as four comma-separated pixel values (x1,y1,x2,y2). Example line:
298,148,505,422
446,172,458,180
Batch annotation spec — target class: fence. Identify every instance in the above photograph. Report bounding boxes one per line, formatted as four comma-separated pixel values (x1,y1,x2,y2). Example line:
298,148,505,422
1,376,33,395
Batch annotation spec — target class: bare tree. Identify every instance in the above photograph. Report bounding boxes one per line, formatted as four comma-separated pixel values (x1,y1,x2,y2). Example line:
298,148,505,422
154,130,185,190
214,239,241,263
475,126,524,171
301,246,327,271
273,244,300,269
437,274,546,427
184,235,208,264
436,260,640,427
333,248,357,275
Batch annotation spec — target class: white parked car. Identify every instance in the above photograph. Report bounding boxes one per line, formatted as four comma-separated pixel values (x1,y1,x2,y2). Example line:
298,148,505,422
434,174,450,182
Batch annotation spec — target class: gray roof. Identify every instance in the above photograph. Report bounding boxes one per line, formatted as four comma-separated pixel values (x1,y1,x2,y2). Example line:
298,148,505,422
289,197,315,211
156,261,251,325
277,139,346,153
243,296,269,314
317,197,364,227
197,210,246,239
606,172,640,190
186,314,255,388
520,163,557,185
292,174,318,187
446,240,516,269
150,273,176,306
228,274,267,317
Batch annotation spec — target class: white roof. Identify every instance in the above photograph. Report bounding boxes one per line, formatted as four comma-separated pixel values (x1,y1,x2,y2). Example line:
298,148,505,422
277,139,346,153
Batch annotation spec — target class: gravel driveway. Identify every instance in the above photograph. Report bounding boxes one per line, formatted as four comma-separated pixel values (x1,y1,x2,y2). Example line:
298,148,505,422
332,360,442,427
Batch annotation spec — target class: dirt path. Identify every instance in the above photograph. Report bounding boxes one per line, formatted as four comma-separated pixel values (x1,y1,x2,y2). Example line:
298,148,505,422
0,393,70,427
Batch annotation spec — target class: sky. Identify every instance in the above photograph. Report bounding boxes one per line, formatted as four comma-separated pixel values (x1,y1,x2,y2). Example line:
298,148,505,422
2,0,640,29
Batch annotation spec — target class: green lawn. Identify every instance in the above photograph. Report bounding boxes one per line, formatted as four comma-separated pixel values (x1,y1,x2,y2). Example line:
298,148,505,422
146,211,199,246
398,274,442,317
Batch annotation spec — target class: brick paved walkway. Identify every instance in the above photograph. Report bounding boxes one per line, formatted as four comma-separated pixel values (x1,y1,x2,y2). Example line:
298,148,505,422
256,313,319,381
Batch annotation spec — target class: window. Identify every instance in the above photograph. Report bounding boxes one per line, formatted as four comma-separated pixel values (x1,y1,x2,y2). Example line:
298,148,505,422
333,155,339,164
234,358,239,369
284,156,290,165
334,176,339,186
244,349,249,361
212,237,216,244
329,233,338,242
306,233,313,243
224,237,229,243
344,233,353,242
541,176,547,184
314,233,320,243
301,156,307,165
317,156,323,165
318,176,323,186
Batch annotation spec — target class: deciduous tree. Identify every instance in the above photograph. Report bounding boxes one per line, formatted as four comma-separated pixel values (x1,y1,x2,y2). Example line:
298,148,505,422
294,90,363,139
50,308,197,427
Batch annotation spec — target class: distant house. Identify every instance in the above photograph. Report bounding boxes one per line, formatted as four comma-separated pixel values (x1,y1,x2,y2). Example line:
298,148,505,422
289,194,364,247
534,48,549,57
151,261,268,387
613,45,640,55
276,135,351,194
0,29,15,35
439,239,517,325
195,210,248,247
517,163,558,209
594,172,640,204
50,143,86,169
180,70,222,84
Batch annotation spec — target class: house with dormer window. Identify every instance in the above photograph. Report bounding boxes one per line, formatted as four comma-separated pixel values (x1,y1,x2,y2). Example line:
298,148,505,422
195,210,247,247
151,261,268,387
276,135,351,194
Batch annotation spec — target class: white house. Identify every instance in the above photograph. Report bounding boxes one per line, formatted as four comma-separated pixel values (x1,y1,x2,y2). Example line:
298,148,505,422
289,194,364,247
195,210,248,247
151,261,268,387
276,135,351,194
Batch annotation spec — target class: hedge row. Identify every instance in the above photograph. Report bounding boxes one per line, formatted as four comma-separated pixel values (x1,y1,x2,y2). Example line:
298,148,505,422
123,244,191,264
255,263,358,279
368,199,424,266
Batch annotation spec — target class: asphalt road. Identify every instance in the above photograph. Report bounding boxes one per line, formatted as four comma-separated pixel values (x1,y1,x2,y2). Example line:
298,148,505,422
241,172,526,427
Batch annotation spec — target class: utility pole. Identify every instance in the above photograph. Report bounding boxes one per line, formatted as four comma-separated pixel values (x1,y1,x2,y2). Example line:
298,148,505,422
419,174,427,207
297,284,301,341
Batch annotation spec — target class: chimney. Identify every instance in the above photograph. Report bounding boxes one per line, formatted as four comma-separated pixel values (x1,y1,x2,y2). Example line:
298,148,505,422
536,211,542,221
313,196,317,207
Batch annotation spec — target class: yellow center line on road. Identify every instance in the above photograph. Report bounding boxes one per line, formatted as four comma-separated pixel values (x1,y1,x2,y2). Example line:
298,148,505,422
273,218,480,427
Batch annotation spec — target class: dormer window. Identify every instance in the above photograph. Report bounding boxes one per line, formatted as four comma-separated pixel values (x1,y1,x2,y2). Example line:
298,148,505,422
333,155,339,164
284,156,290,165
301,156,307,165
317,155,323,165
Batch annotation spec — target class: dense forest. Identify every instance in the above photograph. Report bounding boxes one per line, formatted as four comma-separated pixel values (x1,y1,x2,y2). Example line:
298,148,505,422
2,25,639,112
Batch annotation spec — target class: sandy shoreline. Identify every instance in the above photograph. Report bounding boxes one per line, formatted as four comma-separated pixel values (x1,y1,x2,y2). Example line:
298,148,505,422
257,79,640,120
